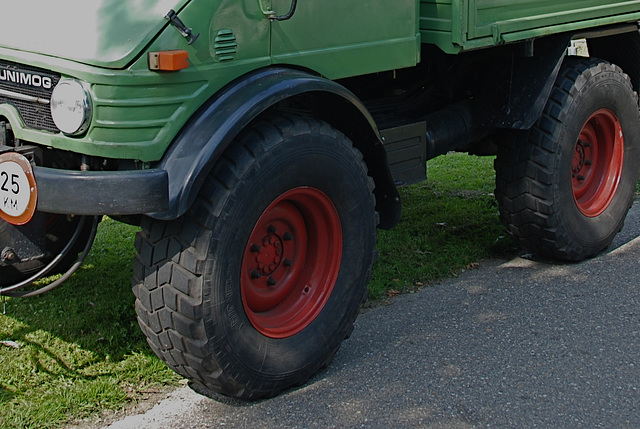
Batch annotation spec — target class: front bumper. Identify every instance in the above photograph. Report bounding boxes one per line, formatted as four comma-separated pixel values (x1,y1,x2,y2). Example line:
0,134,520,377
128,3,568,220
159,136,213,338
34,166,169,215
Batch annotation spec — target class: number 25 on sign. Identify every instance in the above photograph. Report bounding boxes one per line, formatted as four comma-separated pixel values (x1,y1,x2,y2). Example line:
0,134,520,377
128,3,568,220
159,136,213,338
0,152,37,225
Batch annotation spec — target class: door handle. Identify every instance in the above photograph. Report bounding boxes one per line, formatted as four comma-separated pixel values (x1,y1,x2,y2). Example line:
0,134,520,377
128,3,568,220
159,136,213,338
260,0,298,21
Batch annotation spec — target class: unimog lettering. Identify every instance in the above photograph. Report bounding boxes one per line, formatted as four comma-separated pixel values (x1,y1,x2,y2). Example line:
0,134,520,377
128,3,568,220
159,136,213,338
0,68,52,89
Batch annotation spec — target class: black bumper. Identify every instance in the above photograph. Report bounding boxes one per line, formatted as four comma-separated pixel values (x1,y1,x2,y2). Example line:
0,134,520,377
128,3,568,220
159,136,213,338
34,166,169,216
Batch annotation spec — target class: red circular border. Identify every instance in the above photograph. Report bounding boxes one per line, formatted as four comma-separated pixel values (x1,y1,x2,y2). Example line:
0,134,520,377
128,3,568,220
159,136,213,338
0,152,37,225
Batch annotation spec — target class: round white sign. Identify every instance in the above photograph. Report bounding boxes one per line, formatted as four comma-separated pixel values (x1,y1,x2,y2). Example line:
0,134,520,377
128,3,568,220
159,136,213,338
0,152,37,224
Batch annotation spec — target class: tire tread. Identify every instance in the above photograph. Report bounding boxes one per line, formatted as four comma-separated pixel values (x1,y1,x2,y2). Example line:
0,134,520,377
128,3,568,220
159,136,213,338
133,112,377,399
495,58,638,260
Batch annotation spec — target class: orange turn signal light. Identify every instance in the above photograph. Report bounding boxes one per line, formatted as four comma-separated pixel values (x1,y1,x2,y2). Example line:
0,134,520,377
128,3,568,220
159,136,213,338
149,50,189,71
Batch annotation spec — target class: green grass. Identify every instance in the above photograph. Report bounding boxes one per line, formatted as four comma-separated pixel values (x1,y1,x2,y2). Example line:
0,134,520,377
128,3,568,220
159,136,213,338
0,152,515,427
0,219,182,429
369,153,518,299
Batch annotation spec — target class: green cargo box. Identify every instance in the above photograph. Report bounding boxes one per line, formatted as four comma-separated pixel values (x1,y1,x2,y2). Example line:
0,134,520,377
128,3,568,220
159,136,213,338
420,0,640,53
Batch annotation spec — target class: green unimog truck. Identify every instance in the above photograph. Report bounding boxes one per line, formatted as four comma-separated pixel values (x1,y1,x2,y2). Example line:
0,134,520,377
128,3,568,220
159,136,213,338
2,0,640,399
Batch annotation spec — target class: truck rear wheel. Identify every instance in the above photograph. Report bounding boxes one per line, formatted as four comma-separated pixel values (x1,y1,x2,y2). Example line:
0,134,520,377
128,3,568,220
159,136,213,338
495,59,640,260
132,113,377,399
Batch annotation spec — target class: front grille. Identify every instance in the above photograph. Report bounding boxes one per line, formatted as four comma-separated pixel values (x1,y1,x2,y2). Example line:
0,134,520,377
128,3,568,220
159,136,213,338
0,60,60,132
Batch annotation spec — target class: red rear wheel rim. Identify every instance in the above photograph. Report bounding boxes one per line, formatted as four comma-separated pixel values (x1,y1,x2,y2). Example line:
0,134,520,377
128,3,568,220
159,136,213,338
572,109,624,217
241,187,342,338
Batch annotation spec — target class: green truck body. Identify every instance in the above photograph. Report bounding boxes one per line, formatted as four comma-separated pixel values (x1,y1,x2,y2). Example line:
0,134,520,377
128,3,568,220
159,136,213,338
3,0,639,162
0,1,637,161
422,0,640,52
2,0,640,399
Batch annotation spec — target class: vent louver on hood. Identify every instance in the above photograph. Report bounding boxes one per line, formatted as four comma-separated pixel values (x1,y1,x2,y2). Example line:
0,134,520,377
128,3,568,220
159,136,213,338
214,29,238,62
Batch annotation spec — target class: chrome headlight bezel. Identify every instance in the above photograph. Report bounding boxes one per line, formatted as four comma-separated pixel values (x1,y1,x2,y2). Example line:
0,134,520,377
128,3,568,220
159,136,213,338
50,79,92,136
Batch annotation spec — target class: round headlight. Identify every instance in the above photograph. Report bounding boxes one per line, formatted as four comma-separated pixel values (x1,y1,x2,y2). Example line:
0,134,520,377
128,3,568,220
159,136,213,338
50,79,92,135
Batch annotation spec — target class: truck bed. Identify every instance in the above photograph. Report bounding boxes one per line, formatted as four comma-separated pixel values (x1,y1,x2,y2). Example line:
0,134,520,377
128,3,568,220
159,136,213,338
420,0,640,53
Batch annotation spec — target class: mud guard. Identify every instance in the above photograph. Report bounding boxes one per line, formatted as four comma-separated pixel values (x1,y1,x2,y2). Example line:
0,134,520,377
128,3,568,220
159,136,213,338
149,66,401,229
488,34,571,130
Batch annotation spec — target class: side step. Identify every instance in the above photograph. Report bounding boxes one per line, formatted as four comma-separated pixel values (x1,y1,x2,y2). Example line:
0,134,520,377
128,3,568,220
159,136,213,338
380,122,427,187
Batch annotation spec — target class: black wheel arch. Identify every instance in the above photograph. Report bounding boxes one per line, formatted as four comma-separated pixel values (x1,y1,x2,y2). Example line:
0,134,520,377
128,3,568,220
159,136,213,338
484,25,640,132
149,66,401,229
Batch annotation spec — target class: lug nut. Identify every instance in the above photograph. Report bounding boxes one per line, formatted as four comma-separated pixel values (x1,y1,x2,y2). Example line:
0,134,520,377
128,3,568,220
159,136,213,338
283,232,293,241
283,258,293,267
251,270,261,279
267,225,277,234
267,277,277,286
1,248,16,262
250,244,261,253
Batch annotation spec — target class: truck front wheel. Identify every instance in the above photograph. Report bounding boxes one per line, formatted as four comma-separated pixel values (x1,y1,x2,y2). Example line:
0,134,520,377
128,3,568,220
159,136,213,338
132,113,377,399
495,59,640,260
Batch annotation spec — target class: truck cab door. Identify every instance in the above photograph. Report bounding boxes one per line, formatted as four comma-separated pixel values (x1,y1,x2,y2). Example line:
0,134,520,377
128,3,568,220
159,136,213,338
267,0,420,79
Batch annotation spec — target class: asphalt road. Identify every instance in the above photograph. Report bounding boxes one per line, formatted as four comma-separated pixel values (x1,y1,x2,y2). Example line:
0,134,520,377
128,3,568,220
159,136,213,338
104,203,640,429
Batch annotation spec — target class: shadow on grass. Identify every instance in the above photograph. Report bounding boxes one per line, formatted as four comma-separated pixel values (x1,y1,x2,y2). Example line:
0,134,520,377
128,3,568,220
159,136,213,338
1,219,155,369
0,219,186,428
0,384,14,403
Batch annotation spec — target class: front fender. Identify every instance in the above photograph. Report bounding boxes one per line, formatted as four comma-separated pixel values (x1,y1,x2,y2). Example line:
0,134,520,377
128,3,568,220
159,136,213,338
149,66,400,227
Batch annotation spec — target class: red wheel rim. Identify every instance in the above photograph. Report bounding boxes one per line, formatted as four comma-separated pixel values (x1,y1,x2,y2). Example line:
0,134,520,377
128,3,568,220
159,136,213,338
572,109,624,217
241,187,342,338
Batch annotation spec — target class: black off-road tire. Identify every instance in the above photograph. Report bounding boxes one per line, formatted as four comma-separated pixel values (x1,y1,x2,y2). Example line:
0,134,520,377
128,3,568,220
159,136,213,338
132,113,377,399
495,58,640,261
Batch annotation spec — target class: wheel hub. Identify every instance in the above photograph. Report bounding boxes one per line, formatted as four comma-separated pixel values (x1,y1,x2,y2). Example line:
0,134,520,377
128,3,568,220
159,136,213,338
572,139,589,179
572,109,624,217
251,231,284,277
241,187,342,338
